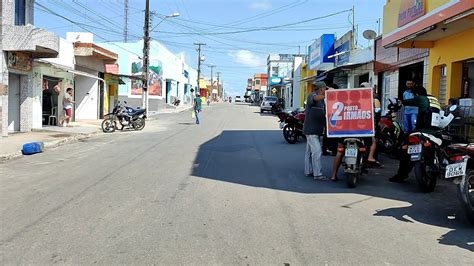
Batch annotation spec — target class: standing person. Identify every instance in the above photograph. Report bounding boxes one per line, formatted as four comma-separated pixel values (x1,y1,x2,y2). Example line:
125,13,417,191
390,86,438,182
194,93,202,124
304,81,328,180
60,87,75,127
403,80,417,133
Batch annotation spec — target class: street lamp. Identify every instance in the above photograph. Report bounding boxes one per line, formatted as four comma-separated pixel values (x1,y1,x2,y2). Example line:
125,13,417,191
151,12,180,32
143,11,180,115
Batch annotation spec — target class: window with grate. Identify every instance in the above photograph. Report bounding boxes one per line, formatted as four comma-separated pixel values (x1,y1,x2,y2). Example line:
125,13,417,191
439,65,447,106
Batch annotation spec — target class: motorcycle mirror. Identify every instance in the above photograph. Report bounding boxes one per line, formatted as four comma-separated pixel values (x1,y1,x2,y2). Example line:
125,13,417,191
449,105,457,112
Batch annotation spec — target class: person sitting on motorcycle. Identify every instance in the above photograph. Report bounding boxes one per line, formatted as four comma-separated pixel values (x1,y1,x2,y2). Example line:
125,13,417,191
389,85,440,182
330,84,381,181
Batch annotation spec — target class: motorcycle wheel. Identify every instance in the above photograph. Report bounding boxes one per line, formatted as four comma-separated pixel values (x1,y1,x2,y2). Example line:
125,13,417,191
101,119,116,133
414,161,438,193
283,124,298,144
458,168,474,224
347,173,358,188
133,117,146,131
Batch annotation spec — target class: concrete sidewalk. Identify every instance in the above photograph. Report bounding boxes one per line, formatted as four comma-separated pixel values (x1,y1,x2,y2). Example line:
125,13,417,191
0,120,101,162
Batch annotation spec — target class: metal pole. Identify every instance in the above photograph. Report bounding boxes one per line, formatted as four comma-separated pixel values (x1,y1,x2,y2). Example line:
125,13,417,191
142,0,150,117
216,71,221,101
209,65,215,100
194,43,206,97
124,0,128,42
352,5,356,48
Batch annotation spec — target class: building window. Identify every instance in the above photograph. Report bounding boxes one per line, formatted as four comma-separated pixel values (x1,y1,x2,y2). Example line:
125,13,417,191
272,66,279,76
255,80,260,85
438,65,448,106
15,0,27,25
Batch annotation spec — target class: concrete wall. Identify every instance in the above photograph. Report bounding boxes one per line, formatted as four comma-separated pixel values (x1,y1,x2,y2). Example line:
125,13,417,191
98,40,198,111
292,57,303,109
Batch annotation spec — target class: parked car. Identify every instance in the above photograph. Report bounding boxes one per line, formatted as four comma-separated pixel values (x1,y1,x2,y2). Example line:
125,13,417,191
260,96,278,113
235,96,242,102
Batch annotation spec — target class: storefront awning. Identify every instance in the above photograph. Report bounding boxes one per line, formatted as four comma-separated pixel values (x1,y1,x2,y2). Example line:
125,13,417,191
66,69,104,82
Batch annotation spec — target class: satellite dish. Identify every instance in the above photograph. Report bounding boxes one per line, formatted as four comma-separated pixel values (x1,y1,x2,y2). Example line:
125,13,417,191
363,30,377,40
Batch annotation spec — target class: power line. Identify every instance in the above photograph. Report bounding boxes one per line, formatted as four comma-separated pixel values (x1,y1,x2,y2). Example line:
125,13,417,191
35,2,142,57
153,9,351,35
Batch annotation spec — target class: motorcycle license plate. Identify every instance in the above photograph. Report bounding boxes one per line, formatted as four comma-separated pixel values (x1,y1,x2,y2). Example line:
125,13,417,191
445,160,467,179
345,148,357,158
279,122,285,129
410,153,421,161
407,144,422,154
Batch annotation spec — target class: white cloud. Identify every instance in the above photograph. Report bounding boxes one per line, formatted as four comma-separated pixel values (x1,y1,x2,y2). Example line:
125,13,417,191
228,50,265,68
250,1,272,10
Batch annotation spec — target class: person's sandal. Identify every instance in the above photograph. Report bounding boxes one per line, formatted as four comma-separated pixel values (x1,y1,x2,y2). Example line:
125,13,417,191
367,160,383,168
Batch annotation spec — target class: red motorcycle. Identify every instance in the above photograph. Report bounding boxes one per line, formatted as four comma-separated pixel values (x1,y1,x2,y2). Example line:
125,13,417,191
277,111,305,144
377,99,403,158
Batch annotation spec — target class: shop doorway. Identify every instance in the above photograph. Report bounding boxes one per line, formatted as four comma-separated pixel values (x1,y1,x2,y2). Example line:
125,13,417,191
463,61,474,98
8,74,20,132
398,62,424,98
42,76,61,126
99,73,105,119
165,80,171,103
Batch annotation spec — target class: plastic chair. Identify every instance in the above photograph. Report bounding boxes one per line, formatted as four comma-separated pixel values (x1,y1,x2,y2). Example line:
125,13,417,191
48,107,58,126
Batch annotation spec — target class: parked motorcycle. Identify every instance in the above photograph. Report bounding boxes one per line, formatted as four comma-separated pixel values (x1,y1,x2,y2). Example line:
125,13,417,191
403,105,459,192
101,101,146,133
271,99,284,114
444,143,474,224
377,98,404,158
172,98,181,106
339,138,369,188
277,110,305,144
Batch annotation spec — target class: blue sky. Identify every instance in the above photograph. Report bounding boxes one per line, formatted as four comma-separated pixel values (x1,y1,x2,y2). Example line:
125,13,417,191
35,0,386,96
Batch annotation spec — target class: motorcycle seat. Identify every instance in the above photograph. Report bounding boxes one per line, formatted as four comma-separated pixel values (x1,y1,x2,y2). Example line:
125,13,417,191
410,132,443,146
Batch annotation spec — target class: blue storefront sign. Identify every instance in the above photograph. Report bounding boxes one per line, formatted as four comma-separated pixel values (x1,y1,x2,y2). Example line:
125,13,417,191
308,34,335,70
269,76,283,86
334,31,353,66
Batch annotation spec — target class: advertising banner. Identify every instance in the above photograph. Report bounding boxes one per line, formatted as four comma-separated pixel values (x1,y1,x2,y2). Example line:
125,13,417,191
325,88,375,138
398,0,425,27
308,34,335,70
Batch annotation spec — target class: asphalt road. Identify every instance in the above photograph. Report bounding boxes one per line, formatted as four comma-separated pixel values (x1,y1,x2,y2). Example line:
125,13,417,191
1,103,473,264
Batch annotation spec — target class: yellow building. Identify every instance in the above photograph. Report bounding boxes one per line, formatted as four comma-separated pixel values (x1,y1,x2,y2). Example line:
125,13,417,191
382,0,474,105
299,63,317,107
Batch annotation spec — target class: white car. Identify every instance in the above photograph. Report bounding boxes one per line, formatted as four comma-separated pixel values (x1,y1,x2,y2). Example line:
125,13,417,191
260,96,278,113
235,96,242,102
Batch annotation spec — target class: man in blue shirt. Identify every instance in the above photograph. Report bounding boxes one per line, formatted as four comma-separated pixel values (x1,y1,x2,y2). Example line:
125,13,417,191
403,80,417,133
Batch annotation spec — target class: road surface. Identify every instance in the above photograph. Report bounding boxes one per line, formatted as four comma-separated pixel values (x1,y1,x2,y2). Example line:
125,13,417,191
1,103,472,264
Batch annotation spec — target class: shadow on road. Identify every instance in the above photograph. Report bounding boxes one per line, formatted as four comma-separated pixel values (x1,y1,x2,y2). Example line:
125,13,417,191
192,129,473,252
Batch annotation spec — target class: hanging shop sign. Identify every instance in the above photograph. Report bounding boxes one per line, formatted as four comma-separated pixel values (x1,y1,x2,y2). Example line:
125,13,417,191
308,34,335,70
7,52,32,72
325,87,375,138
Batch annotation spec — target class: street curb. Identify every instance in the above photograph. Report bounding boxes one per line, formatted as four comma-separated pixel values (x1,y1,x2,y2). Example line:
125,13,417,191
147,106,193,120
0,131,100,162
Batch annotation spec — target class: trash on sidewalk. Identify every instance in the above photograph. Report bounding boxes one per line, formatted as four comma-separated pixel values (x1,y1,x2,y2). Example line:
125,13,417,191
22,142,44,155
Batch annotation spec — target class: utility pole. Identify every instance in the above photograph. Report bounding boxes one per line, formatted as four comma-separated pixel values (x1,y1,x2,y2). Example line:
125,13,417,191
377,18,381,36
142,0,150,115
194,42,206,96
352,5,356,49
123,0,128,42
216,71,221,100
208,64,215,100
